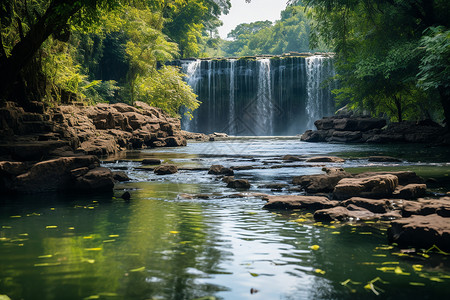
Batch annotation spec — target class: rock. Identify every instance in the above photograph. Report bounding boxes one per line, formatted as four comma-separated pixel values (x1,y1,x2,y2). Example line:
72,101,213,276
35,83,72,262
222,176,234,183
418,198,450,217
112,171,131,182
353,171,423,185
329,130,362,142
208,165,234,176
121,191,131,200
281,155,303,161
263,195,338,210
0,161,27,175
306,156,345,163
314,206,378,222
142,158,161,165
231,165,254,170
341,197,391,213
368,156,402,162
396,200,423,217
10,156,99,193
154,164,178,175
227,179,250,189
388,214,450,251
73,167,115,192
259,183,288,190
333,174,398,200
393,184,427,200
165,136,187,147
292,171,351,193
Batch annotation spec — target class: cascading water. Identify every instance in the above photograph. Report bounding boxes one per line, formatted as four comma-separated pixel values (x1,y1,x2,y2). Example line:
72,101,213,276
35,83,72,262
180,60,201,132
228,59,236,135
305,56,335,129
255,59,273,135
176,55,335,135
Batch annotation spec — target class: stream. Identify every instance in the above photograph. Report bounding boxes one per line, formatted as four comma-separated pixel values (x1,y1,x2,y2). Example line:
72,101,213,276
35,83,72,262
1,138,450,300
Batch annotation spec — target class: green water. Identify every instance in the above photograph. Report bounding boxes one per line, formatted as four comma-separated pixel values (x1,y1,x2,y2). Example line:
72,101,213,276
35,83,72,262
1,139,449,299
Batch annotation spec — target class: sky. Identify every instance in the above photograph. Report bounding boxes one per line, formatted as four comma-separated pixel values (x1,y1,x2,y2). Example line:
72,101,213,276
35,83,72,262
218,0,288,39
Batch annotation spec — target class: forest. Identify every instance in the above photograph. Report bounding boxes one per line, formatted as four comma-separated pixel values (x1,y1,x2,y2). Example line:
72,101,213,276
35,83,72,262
0,0,448,125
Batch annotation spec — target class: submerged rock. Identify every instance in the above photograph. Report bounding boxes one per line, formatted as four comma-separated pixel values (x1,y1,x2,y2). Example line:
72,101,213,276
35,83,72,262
263,195,338,210
154,164,178,175
281,155,303,161
142,158,161,165
341,197,392,213
306,156,345,163
227,179,250,189
388,214,450,251
208,165,234,176
314,206,378,222
333,174,398,200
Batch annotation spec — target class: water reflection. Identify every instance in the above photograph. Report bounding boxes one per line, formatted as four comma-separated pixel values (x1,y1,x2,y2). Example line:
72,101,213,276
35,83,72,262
1,139,450,299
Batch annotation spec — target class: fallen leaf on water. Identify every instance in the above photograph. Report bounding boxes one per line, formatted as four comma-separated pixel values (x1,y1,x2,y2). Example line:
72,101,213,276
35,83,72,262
130,267,145,272
359,232,372,235
376,267,396,273
331,231,340,234
10,216,21,218
34,262,61,267
84,248,102,251
109,234,119,238
372,254,387,257
394,266,410,275
249,272,259,277
382,261,399,265
315,269,326,275
310,245,320,251
409,282,425,286
38,255,53,259
83,295,100,300
413,264,423,272
169,231,180,234
45,226,57,229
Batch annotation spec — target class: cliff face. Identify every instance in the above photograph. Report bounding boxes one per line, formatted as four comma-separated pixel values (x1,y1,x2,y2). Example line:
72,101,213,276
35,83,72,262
0,101,187,161
0,101,188,194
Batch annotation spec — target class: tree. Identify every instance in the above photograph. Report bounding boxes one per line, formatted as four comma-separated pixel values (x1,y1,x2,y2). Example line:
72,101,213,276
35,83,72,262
300,0,450,125
0,0,123,102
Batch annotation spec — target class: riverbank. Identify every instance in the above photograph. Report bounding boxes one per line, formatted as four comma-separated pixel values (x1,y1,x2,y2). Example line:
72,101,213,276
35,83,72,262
301,115,450,145
0,101,208,194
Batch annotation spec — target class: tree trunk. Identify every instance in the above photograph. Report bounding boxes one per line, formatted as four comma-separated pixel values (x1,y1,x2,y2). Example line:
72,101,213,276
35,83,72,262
0,0,82,101
394,95,403,122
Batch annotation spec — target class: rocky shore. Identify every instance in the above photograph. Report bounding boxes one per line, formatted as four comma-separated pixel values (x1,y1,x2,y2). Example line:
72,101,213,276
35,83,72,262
0,101,206,194
301,115,450,144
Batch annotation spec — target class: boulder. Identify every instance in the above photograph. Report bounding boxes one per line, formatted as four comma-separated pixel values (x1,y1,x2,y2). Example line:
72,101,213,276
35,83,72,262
329,131,362,142
263,195,338,210
165,136,187,147
341,197,391,213
208,165,234,176
142,158,161,165
73,167,115,192
281,155,303,161
393,184,427,200
227,179,250,189
353,171,423,185
388,214,450,251
154,164,178,175
259,183,289,190
293,168,351,193
314,206,378,222
112,171,131,182
306,156,345,163
333,174,398,200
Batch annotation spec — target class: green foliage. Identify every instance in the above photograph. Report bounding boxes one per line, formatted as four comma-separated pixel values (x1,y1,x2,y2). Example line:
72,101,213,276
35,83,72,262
304,0,450,123
136,66,200,117
222,5,317,57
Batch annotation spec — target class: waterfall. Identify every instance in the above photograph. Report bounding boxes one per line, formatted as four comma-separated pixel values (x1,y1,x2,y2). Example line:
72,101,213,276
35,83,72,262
229,59,236,135
180,60,201,132
255,59,273,135
305,56,335,129
178,56,335,135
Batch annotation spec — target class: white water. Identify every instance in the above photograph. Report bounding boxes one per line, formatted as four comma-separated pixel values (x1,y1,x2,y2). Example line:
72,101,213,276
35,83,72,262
255,59,273,135
229,59,236,135
181,60,201,132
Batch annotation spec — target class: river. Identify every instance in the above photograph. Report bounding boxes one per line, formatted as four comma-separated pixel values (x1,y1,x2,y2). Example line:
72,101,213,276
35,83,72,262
1,138,449,299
